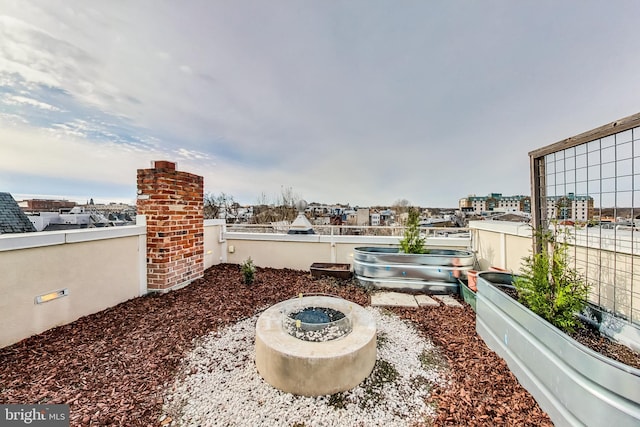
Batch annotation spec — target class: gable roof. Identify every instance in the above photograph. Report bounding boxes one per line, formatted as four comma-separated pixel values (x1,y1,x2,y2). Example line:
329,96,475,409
0,193,37,234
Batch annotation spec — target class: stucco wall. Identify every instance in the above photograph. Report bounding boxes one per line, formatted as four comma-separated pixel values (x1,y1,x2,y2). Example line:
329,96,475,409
0,226,146,348
204,219,226,269
469,221,532,273
223,232,471,271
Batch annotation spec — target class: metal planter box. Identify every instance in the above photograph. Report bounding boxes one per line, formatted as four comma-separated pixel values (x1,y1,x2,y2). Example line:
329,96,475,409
353,247,473,293
476,272,640,427
458,280,476,312
310,263,352,280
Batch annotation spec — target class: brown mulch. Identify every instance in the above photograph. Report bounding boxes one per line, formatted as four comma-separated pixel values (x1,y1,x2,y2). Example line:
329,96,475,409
0,264,551,426
394,306,552,426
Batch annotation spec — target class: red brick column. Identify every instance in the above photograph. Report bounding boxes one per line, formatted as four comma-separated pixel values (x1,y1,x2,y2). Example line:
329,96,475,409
137,160,204,291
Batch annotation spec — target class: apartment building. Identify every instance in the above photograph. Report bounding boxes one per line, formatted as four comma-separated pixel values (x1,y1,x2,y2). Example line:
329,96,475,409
546,193,594,222
459,193,531,214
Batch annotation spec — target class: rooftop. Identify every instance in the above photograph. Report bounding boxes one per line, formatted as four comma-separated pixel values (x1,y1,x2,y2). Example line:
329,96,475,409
0,192,36,234
0,264,551,426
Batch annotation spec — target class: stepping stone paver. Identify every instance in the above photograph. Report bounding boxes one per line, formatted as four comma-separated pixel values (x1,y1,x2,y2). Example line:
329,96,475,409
432,295,463,307
371,292,418,307
415,294,440,307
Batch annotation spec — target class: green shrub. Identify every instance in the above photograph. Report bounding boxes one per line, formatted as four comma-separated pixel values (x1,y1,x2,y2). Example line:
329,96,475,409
399,208,426,254
241,257,256,285
513,226,590,333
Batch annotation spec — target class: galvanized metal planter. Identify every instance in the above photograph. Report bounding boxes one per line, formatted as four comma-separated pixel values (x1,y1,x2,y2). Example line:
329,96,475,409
476,272,640,427
353,247,473,293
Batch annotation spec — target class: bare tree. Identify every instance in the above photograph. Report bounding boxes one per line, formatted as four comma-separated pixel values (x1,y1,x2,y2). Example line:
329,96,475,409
204,192,237,222
392,198,411,215
250,186,300,224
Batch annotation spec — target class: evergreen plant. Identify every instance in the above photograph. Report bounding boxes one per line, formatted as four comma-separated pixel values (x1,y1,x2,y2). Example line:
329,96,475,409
241,257,256,285
513,226,590,333
399,208,426,254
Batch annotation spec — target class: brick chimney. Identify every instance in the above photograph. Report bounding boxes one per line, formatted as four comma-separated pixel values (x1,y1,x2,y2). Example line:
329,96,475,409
137,161,204,291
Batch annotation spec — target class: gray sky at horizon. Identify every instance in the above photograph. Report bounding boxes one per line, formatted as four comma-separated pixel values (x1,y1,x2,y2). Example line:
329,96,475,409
1,0,640,207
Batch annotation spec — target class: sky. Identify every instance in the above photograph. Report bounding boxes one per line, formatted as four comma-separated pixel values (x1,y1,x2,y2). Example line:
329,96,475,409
1,1,640,208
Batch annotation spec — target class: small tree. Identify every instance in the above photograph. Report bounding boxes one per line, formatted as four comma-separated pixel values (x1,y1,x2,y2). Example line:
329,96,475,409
399,208,426,254
513,226,590,333
241,257,256,285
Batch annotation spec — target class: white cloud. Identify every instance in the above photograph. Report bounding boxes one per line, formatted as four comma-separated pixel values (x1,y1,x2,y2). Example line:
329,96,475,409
3,94,61,111
1,1,640,206
0,125,167,186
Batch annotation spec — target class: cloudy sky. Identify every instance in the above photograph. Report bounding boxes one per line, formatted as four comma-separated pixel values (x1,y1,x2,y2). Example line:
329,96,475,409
1,1,639,207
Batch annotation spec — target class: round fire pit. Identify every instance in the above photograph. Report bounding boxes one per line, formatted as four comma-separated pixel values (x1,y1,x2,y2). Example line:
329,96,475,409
255,295,376,396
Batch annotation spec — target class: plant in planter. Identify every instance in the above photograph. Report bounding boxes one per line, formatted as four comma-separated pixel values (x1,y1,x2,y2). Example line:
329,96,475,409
475,226,640,427
399,208,427,254
352,208,474,293
241,257,256,285
513,226,589,333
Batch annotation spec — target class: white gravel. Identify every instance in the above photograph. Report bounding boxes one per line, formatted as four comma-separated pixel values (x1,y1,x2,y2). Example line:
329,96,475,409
161,307,446,427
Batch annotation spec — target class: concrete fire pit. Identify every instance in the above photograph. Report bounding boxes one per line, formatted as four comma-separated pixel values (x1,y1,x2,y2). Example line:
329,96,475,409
255,295,377,396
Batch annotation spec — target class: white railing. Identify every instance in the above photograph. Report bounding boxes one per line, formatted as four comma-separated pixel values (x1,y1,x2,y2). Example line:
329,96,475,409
226,223,471,238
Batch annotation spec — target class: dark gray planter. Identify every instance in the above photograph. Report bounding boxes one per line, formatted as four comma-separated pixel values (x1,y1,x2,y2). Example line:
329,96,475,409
476,271,640,427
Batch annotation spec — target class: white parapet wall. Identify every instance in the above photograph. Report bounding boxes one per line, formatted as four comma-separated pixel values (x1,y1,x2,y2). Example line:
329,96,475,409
204,219,227,269
0,221,147,348
219,227,471,271
468,221,533,273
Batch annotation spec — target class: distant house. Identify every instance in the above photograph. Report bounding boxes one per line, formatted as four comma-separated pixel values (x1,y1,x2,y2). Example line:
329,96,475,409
0,193,37,234
18,198,76,212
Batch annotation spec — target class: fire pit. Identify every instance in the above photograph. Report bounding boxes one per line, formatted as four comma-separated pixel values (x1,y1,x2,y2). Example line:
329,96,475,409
255,294,376,396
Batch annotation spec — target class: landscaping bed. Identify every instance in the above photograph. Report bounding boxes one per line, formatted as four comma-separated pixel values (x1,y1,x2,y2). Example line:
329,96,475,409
0,264,551,426
496,285,640,369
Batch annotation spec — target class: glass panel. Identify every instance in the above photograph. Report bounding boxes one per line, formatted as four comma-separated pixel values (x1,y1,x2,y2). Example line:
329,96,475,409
556,173,565,185
588,150,601,165
565,155,576,171
556,159,565,173
588,179,600,193
588,139,601,152
576,153,587,168
576,144,587,155
588,165,600,179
